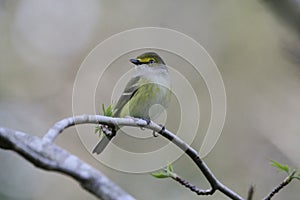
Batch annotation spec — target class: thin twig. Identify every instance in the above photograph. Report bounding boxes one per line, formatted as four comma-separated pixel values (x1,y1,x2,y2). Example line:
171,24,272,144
171,173,214,195
263,171,296,200
247,185,255,200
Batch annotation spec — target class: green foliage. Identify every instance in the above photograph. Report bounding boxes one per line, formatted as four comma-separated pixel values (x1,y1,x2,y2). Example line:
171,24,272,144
294,174,300,181
151,163,175,179
95,103,114,135
271,160,290,173
151,171,171,179
271,160,300,182
102,103,114,117
95,125,102,134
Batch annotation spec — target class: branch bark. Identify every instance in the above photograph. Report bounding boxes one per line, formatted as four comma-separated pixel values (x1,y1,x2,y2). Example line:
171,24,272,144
263,171,296,200
0,127,135,200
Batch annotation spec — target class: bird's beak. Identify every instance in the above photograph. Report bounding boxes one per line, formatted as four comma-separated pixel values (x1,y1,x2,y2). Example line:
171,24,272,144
130,59,142,65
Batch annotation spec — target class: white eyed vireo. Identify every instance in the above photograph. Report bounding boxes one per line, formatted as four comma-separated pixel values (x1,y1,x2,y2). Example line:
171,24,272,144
93,52,171,154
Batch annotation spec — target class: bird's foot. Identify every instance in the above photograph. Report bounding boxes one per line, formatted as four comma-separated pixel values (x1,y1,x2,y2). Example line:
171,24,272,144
158,124,165,134
142,118,151,125
152,130,159,137
152,124,165,137
135,118,151,130
99,124,116,137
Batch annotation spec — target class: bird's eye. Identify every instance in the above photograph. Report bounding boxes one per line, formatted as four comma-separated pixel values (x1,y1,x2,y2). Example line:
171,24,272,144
149,59,155,64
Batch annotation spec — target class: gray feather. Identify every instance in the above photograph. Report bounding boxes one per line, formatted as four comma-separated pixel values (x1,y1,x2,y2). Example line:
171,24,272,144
92,136,111,154
113,76,140,117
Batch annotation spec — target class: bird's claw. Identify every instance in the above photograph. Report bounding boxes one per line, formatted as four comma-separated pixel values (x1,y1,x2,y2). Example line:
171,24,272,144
152,124,165,137
138,118,151,130
152,130,159,137
158,124,165,134
98,124,116,137
142,118,151,125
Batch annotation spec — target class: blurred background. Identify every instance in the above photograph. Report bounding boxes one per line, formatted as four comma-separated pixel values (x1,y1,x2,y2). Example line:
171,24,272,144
1,0,300,199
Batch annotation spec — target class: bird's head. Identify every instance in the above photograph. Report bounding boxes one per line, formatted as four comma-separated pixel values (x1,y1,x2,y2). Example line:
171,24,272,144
130,52,165,67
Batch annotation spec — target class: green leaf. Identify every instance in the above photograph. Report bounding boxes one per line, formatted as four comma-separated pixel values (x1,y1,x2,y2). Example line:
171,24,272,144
151,171,171,179
101,103,114,117
95,125,104,138
151,163,175,179
95,125,101,134
167,163,173,173
106,105,113,116
102,103,105,115
271,160,290,173
293,176,300,181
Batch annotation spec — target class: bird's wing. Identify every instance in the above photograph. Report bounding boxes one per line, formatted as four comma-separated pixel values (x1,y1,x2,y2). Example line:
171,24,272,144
113,76,141,117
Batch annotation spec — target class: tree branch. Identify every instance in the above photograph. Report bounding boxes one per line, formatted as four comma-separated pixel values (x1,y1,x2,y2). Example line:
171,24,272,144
263,170,296,200
0,127,135,200
43,114,244,200
247,185,255,200
171,172,214,195
1,114,293,200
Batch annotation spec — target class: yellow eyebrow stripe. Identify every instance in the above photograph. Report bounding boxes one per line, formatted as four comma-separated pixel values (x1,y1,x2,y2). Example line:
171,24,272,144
137,57,152,63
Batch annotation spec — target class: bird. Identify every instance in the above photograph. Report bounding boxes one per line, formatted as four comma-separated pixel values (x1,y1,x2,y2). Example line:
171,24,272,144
93,52,171,154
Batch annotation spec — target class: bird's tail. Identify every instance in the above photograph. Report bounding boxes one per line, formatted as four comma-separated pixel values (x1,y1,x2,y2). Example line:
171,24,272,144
92,135,112,154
